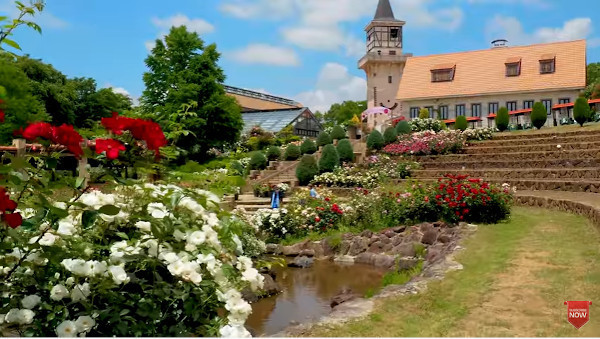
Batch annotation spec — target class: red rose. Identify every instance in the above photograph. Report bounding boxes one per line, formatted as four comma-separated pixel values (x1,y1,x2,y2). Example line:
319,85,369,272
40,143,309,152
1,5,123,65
0,110,4,123
52,124,84,157
22,122,53,141
95,138,126,160
4,212,22,228
424,196,429,202
315,217,321,222
325,197,330,202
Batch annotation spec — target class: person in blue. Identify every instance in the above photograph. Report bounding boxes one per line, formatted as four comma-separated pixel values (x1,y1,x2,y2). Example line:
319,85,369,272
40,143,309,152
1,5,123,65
270,186,281,209
309,184,319,198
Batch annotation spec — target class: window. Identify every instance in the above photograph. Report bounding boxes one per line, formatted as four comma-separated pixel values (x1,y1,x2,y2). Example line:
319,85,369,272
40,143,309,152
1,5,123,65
489,102,499,115
425,106,434,119
389,50,396,56
507,101,517,112
390,28,399,39
506,63,521,77
410,107,420,119
373,87,377,106
431,68,455,82
542,99,553,115
540,56,555,74
439,106,448,119
456,104,466,117
377,50,382,56
471,103,481,117
388,76,393,84
559,98,571,104
524,100,534,109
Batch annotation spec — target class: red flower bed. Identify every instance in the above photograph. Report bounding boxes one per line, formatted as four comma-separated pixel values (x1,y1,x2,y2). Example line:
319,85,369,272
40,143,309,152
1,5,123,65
95,138,126,160
22,122,84,157
102,112,167,156
0,187,21,228
308,197,344,232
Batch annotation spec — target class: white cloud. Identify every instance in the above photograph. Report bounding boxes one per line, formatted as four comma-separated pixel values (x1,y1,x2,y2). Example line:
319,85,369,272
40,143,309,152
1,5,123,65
486,16,598,46
146,14,214,51
220,0,295,20
467,0,550,9
228,44,300,66
294,62,366,113
104,84,139,106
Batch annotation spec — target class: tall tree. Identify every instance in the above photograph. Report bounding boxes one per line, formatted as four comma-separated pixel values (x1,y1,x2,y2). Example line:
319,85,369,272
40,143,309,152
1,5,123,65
323,100,367,126
141,26,243,161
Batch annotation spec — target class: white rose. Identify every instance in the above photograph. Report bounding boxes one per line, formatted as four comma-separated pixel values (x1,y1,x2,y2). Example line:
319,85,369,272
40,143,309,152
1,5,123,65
147,202,169,219
187,231,206,246
84,260,107,277
219,324,252,338
56,320,78,337
135,221,152,233
21,295,41,309
71,283,90,303
19,309,34,324
50,284,70,301
167,260,185,276
160,252,179,264
65,277,75,286
108,265,130,285
75,315,95,333
62,259,89,277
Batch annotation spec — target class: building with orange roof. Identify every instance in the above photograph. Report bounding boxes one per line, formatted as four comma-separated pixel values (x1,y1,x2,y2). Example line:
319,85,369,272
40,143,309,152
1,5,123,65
360,0,588,129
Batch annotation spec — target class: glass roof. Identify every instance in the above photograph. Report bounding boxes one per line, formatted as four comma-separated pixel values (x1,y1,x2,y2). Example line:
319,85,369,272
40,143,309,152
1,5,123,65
242,109,306,133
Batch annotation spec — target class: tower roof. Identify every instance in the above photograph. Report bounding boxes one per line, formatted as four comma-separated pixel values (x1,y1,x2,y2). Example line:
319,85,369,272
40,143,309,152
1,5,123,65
374,0,396,21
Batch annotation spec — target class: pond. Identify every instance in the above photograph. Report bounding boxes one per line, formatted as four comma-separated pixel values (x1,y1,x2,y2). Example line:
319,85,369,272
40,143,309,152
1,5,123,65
245,259,387,336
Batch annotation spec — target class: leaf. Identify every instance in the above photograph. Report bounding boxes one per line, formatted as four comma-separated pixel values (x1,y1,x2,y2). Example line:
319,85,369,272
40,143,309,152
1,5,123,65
75,177,85,189
116,232,129,240
25,21,41,33
82,210,98,229
98,205,120,216
48,206,69,220
2,38,21,50
0,16,8,22
45,158,58,169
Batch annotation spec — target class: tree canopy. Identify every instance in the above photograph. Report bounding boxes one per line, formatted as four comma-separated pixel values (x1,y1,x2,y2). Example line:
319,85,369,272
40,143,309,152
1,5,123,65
323,100,367,127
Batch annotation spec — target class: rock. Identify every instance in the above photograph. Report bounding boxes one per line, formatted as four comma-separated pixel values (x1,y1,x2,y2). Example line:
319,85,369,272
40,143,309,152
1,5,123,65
342,233,354,240
433,221,445,228
396,258,420,270
368,241,384,253
330,288,358,308
282,242,306,256
355,252,376,265
288,256,314,268
241,287,259,303
373,255,396,269
334,255,355,264
406,232,423,243
348,237,370,256
261,274,282,296
265,243,281,254
379,235,391,244
321,239,335,257
299,249,315,257
383,230,396,238
382,243,394,253
369,236,379,245
360,230,373,238
339,240,352,255
426,248,441,263
391,243,416,257
419,223,434,233
391,235,404,246
437,234,452,243
421,230,438,245
390,226,406,233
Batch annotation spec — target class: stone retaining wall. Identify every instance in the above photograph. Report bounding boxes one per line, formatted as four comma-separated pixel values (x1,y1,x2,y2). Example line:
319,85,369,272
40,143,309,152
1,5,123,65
419,158,600,170
413,168,600,180
515,195,600,227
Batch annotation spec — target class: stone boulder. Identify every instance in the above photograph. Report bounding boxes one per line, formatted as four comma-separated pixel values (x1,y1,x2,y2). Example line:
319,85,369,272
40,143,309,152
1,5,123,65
391,235,404,246
282,242,306,256
339,240,352,255
383,229,396,238
348,237,370,256
330,288,358,308
265,243,281,254
421,230,438,245
373,255,396,269
299,249,315,257
437,234,452,244
396,258,420,271
368,241,384,253
355,252,376,265
391,243,416,257
288,256,314,268
262,274,282,296
360,230,373,238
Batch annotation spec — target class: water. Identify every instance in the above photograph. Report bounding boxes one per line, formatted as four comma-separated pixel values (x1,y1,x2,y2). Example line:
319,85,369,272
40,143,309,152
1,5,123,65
246,259,386,336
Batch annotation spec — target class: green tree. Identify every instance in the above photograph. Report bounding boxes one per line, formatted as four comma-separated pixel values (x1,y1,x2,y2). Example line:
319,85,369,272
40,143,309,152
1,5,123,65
367,130,385,150
141,26,243,161
324,100,367,126
318,144,339,173
336,139,355,163
249,152,268,170
316,131,332,147
296,155,319,186
70,78,132,127
0,57,48,144
300,139,317,154
0,0,44,53
395,120,411,134
574,97,590,127
418,108,429,119
283,144,301,160
266,146,281,161
530,102,548,129
383,126,398,144
330,125,347,140
455,116,468,131
495,107,509,132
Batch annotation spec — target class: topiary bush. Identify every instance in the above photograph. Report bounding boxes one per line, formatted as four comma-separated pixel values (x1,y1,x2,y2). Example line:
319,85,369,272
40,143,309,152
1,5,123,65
296,154,319,185
300,139,317,154
367,130,385,150
455,115,468,131
574,97,590,127
283,144,301,160
495,107,509,132
316,131,332,147
396,120,411,135
419,108,430,119
266,146,281,161
383,127,398,145
318,144,340,173
336,138,355,163
530,102,548,129
249,151,268,170
330,125,347,140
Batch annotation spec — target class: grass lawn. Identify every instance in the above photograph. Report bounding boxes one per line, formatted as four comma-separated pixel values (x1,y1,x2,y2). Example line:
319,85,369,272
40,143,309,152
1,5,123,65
303,207,600,337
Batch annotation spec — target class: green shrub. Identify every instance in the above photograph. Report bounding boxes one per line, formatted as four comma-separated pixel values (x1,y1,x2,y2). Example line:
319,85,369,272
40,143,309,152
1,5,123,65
395,120,411,134
495,107,509,132
367,130,385,150
296,155,319,186
336,139,355,163
318,144,340,173
316,131,332,147
383,127,398,144
531,102,548,129
283,144,301,160
418,108,429,119
266,146,281,161
574,97,590,127
178,161,205,173
455,115,468,131
300,139,317,154
330,125,347,140
249,152,267,170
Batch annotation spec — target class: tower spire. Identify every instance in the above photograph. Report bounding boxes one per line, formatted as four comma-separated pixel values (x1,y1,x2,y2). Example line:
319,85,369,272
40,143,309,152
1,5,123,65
374,0,395,21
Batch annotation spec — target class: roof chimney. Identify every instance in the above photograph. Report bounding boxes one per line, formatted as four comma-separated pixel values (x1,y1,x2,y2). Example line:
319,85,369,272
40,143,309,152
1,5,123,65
491,39,509,48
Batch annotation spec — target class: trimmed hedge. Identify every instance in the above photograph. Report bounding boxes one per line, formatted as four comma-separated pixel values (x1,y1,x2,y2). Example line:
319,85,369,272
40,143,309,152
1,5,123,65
296,155,319,186
531,102,547,129
300,139,317,154
396,120,411,134
318,144,339,173
383,127,398,144
330,125,347,140
419,108,429,119
336,138,355,163
455,115,468,131
283,144,301,160
574,97,590,127
316,131,332,147
367,130,385,150
249,152,268,170
495,107,509,132
266,146,281,161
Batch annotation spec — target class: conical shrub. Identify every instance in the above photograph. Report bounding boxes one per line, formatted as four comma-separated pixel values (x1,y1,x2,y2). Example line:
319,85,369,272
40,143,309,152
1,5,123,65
395,120,411,134
266,146,281,161
455,116,468,131
316,131,332,147
383,127,398,144
249,151,267,170
300,139,317,154
495,107,509,132
330,125,347,140
531,102,547,129
318,144,339,173
336,139,355,163
283,144,301,160
574,97,590,127
296,154,319,186
367,130,385,150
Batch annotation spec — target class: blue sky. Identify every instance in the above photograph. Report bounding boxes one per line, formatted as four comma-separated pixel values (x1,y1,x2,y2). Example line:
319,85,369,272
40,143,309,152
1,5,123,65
3,0,600,112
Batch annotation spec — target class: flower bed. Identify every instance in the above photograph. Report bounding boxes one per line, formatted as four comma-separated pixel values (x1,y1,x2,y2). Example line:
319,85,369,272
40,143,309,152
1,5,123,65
462,127,496,141
409,118,445,132
383,130,466,156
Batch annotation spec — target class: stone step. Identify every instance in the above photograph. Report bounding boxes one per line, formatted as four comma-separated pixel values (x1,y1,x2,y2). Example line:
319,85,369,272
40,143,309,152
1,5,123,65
492,129,600,141
395,178,600,194
418,158,600,170
412,168,600,180
474,133,600,146
464,141,600,154
235,204,284,212
417,148,600,162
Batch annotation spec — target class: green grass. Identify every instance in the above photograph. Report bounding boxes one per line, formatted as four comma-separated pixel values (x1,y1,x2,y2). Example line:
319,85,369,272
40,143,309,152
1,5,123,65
304,207,600,337
381,260,424,287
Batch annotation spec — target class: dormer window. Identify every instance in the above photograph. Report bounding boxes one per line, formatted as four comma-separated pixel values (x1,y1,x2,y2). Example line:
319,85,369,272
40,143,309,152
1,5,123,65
431,63,456,82
540,54,556,74
505,57,521,77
